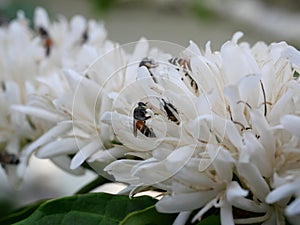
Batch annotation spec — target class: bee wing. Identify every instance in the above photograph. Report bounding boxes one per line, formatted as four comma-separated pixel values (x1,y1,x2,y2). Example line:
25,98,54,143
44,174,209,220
160,99,181,125
147,99,164,117
168,105,181,123
148,127,156,138
181,74,199,97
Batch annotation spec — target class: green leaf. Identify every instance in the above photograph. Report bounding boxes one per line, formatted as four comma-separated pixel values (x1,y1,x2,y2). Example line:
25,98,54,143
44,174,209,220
0,199,47,225
194,214,220,225
13,193,157,225
120,205,177,225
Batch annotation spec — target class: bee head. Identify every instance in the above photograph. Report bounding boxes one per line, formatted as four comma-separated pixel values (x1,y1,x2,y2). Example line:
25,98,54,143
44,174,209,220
138,102,147,107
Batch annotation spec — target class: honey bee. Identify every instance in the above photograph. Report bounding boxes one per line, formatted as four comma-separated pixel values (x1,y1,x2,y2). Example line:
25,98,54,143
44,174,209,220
139,57,158,69
135,120,156,138
133,102,151,121
139,57,158,83
37,26,53,56
81,29,89,44
169,57,199,96
168,57,191,70
133,102,156,137
0,152,20,168
160,98,180,125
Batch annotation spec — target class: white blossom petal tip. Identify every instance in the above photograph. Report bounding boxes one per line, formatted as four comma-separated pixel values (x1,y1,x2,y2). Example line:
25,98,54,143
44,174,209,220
281,115,300,137
232,31,244,43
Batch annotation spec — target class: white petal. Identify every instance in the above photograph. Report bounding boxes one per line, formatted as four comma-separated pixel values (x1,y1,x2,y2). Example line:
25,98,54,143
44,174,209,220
205,41,212,55
281,115,300,137
282,46,300,71
123,38,150,84
17,150,30,178
238,73,261,107
165,145,196,175
51,156,85,175
225,120,243,150
36,138,81,158
232,31,244,43
220,198,234,225
268,89,294,123
104,159,141,185
266,179,300,204
34,7,49,29
172,211,191,225
190,55,218,94
156,190,218,213
64,69,99,93
88,146,127,162
173,164,215,188
12,105,65,122
227,181,267,213
185,115,211,141
224,84,247,126
192,197,218,222
243,132,272,177
183,40,202,58
237,162,270,201
250,110,275,158
64,69,102,121
221,37,259,85
208,145,234,182
70,140,101,169
132,159,170,185
70,15,86,36
136,66,156,94
4,81,20,104
6,136,20,154
130,37,149,63
24,122,72,156
5,165,23,189
286,197,300,216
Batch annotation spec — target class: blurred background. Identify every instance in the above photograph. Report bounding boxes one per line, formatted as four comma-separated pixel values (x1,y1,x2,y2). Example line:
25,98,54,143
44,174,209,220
0,0,299,218
1,0,300,47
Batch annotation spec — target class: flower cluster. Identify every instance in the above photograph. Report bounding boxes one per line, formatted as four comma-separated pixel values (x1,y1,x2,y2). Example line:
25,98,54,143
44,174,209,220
1,7,300,225
0,7,108,184
102,33,300,224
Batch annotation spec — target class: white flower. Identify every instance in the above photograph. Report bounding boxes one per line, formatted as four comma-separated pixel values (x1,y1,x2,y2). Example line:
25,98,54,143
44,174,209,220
20,36,175,175
9,7,112,176
17,40,135,174
103,33,300,224
33,7,107,71
3,7,300,224
0,7,109,182
0,11,43,83
0,11,44,186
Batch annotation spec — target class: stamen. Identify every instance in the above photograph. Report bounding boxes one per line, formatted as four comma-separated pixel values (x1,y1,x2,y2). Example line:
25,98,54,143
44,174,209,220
236,100,252,109
259,80,267,117
227,105,247,131
198,139,208,144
